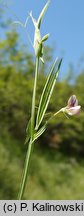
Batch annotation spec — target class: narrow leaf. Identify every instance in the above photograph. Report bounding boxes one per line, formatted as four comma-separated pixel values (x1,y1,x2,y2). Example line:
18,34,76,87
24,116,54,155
37,0,51,29
29,11,37,27
34,125,46,141
25,123,46,144
35,58,62,129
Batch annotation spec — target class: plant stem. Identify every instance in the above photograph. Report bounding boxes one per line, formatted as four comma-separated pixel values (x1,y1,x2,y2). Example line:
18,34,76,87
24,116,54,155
31,57,39,139
18,140,33,200
18,57,39,200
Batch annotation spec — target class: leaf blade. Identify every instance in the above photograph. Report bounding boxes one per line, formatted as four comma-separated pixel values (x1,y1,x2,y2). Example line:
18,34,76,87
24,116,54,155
35,58,62,129
37,0,51,29
34,124,46,141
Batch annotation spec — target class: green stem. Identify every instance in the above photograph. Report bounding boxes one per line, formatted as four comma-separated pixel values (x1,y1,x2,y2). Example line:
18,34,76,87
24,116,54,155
31,57,39,139
18,57,39,200
18,140,33,200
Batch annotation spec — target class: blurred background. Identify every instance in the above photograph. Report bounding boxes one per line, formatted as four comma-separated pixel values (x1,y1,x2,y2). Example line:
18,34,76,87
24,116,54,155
0,0,84,199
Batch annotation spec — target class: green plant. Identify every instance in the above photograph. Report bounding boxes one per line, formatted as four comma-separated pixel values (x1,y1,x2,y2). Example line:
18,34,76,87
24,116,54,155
1,0,81,200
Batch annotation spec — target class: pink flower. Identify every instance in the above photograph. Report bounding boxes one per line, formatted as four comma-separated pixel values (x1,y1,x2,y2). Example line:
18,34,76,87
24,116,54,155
65,95,81,116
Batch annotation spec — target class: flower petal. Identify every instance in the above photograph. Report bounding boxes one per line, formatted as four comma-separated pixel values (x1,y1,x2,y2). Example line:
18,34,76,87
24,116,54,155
66,105,81,115
68,95,78,107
